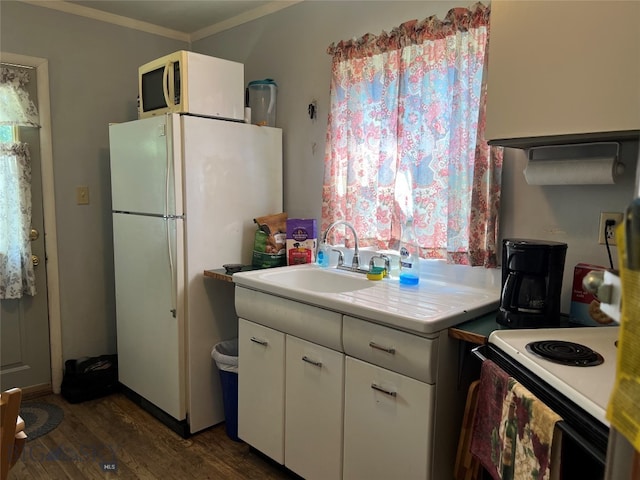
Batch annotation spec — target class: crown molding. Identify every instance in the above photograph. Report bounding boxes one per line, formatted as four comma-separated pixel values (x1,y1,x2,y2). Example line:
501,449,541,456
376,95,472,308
19,0,304,43
19,1,190,42
191,0,303,42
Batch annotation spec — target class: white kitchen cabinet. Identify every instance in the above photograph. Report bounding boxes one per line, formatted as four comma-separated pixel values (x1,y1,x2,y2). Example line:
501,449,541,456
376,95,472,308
343,357,434,480
236,290,344,479
235,286,466,480
341,315,453,480
237,318,285,463
239,319,344,479
485,1,640,146
285,335,344,480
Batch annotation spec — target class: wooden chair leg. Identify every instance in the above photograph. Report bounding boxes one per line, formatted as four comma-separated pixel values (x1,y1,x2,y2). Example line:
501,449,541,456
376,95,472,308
12,431,27,469
1,388,25,480
454,380,481,480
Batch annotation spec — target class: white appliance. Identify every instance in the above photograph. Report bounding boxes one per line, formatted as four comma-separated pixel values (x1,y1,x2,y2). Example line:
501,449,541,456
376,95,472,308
482,326,618,478
482,145,640,480
488,326,618,426
109,113,282,436
138,50,244,121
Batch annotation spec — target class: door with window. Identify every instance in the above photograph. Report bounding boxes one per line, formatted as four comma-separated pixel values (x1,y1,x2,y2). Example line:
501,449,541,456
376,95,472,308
0,63,52,392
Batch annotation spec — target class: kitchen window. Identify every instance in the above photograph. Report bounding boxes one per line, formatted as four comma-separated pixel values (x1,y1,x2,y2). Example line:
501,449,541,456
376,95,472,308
322,3,503,267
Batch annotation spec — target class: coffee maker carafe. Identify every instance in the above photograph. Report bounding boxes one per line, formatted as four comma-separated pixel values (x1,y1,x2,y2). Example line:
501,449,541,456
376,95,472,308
497,239,568,328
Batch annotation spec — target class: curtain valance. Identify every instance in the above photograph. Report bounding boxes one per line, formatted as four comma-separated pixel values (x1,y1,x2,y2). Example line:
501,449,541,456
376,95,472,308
327,2,491,61
0,65,40,127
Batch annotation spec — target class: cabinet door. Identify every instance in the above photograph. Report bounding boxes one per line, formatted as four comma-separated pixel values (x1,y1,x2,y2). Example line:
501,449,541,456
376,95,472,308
343,357,435,480
238,318,285,463
285,335,344,480
485,1,640,141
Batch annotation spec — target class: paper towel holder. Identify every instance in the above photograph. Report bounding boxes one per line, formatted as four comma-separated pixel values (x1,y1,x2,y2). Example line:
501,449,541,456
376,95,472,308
524,141,625,185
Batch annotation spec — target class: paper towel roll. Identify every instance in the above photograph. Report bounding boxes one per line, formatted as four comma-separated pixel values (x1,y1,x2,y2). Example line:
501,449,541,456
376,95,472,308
523,157,623,185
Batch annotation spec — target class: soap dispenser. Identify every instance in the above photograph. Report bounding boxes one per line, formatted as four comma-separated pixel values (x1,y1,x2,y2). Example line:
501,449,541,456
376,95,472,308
317,242,330,267
399,218,420,285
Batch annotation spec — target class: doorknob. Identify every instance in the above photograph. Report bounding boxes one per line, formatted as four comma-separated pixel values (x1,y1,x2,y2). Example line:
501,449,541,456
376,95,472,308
30,228,39,241
32,255,40,267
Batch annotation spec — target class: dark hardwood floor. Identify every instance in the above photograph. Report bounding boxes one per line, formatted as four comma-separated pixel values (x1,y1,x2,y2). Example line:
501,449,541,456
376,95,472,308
11,392,297,479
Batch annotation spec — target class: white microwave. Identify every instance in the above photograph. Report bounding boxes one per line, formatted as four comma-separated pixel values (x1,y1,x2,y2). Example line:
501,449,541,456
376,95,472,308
138,50,244,121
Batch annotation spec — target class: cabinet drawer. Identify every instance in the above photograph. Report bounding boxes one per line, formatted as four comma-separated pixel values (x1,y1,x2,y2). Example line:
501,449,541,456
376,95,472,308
235,287,342,351
343,315,437,383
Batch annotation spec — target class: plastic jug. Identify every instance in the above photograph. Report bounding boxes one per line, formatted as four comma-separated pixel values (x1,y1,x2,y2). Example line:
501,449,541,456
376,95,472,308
247,79,277,127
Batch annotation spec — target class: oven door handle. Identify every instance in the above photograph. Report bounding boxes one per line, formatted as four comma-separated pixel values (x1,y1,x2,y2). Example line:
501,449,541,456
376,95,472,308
556,421,607,466
471,344,488,362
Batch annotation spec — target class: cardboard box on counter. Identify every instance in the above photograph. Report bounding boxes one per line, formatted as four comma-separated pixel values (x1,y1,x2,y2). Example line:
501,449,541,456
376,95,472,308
286,219,317,265
569,263,615,326
251,212,288,269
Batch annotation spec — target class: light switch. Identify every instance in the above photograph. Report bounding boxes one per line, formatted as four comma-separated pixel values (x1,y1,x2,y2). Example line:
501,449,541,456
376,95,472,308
76,186,90,205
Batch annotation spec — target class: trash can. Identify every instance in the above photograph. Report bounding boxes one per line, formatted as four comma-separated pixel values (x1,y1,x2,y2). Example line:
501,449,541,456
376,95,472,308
212,339,240,441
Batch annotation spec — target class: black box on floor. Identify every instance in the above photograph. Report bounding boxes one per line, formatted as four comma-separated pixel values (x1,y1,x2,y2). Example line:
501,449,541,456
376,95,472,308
61,354,119,403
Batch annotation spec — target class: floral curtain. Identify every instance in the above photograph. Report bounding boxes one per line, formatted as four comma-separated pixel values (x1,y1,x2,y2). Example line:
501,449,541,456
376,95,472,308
0,65,39,299
322,2,503,267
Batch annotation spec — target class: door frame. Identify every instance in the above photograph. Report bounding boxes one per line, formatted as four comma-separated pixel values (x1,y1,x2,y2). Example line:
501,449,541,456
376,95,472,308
1,52,63,394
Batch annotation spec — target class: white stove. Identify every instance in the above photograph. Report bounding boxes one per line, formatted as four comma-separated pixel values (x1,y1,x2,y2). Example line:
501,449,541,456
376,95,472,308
488,326,619,427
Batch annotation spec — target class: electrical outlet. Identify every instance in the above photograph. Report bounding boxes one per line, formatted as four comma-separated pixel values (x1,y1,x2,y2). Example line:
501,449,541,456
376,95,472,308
598,212,623,245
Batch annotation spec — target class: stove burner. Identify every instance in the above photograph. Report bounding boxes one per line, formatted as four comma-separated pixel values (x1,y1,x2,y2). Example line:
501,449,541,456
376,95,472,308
525,340,604,367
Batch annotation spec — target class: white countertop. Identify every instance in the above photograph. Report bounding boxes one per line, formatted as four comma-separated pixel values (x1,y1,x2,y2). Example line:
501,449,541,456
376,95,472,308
232,263,501,334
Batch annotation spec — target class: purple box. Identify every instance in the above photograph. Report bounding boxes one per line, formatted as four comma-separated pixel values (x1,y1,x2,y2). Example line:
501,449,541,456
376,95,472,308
286,219,317,265
286,219,317,241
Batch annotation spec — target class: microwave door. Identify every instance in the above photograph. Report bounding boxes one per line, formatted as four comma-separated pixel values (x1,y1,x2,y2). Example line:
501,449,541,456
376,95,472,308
142,66,168,111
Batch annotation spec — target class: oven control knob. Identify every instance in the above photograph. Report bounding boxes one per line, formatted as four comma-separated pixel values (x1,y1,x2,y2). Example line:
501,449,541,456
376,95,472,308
582,270,611,302
583,269,621,323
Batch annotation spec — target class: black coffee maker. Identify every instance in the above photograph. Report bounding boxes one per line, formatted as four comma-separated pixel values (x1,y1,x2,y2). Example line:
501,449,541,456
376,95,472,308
496,239,568,328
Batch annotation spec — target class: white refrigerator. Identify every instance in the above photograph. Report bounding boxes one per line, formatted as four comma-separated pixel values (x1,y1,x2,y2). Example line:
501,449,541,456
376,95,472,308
109,113,282,435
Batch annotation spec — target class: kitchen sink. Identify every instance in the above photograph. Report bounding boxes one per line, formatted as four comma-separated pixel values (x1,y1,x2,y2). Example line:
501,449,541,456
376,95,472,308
232,263,501,334
258,265,375,293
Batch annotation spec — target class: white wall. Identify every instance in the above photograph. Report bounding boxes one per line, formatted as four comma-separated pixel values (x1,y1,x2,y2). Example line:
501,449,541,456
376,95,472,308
195,1,638,314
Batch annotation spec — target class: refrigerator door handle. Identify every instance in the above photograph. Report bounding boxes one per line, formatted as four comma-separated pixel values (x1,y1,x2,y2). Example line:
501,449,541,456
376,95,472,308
162,119,170,219
161,116,177,318
167,218,177,318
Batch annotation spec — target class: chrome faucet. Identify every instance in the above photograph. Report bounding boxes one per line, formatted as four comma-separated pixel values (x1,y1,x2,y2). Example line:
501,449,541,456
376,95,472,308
321,220,361,270
369,254,390,277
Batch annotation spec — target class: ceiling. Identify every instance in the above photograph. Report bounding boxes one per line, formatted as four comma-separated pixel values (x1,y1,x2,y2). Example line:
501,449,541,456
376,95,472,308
22,0,302,42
